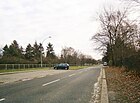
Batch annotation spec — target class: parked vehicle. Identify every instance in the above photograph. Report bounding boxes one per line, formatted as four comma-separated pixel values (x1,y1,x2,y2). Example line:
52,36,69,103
103,62,107,66
54,63,69,70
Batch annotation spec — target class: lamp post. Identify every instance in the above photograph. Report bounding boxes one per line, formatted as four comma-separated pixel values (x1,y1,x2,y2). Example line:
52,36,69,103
40,36,51,68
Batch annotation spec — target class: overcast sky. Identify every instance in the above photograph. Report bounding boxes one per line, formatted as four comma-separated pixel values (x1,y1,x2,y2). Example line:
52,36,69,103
0,0,121,60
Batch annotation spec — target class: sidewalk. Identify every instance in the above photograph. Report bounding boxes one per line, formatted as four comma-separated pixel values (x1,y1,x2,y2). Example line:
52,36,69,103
0,70,70,84
90,66,109,103
101,67,109,103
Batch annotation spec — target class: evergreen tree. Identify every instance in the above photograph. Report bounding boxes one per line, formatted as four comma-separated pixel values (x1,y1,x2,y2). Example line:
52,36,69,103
9,40,22,57
25,44,34,60
32,41,44,62
3,45,9,57
39,43,44,56
3,40,22,57
46,42,55,58
33,41,40,59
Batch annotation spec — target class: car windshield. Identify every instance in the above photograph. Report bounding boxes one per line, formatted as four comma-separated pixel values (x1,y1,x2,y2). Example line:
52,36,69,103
59,64,66,66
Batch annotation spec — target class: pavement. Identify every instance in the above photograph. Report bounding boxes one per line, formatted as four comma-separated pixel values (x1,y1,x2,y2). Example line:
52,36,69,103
0,69,70,84
100,67,109,103
91,66,109,103
0,67,100,103
0,66,109,103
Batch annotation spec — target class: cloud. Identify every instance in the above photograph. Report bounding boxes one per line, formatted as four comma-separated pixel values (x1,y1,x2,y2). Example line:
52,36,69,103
0,0,117,59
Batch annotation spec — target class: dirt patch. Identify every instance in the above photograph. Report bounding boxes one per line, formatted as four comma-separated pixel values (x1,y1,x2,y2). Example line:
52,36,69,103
105,67,140,103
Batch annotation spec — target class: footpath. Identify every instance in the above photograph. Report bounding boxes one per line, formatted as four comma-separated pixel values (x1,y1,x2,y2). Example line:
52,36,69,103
1,66,109,103
90,66,109,103
100,67,109,103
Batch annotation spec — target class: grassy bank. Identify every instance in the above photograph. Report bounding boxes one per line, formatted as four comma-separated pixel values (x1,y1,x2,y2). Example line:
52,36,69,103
69,66,91,70
105,67,140,103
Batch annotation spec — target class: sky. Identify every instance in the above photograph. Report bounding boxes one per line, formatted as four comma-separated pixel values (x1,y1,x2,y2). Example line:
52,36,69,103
0,0,121,60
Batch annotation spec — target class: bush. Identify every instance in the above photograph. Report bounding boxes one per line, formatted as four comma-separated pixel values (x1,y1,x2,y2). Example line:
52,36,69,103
123,53,140,72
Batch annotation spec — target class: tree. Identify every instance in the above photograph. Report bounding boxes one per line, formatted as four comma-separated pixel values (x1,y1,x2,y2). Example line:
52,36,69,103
46,42,55,58
3,45,9,57
125,0,140,4
44,42,56,65
9,40,18,56
4,40,23,58
61,47,75,63
25,44,34,60
60,47,97,65
1,40,25,63
79,54,86,66
33,41,43,62
92,8,139,66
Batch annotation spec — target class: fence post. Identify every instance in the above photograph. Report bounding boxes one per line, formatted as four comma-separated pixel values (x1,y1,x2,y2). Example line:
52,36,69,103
5,64,7,70
18,64,20,69
23,64,25,69
12,64,14,69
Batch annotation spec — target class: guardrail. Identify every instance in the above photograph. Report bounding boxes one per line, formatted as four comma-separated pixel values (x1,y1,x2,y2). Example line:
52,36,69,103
0,64,52,70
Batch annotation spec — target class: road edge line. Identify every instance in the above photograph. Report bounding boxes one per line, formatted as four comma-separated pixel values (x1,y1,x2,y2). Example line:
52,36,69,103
0,98,5,102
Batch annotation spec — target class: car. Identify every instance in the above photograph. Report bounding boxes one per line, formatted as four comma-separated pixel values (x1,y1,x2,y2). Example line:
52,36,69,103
103,62,107,66
54,63,69,70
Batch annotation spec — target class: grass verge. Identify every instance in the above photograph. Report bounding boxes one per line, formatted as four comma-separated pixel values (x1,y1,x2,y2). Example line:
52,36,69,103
69,66,91,70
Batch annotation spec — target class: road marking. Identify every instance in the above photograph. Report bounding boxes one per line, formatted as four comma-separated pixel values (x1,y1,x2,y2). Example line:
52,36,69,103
22,78,32,81
68,73,76,77
42,79,60,86
0,98,5,102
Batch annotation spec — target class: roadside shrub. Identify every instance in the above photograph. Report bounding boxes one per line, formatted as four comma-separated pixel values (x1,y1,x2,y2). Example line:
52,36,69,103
123,53,140,72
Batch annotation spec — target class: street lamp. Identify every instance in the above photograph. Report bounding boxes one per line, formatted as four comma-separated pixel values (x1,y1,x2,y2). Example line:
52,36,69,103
40,36,51,68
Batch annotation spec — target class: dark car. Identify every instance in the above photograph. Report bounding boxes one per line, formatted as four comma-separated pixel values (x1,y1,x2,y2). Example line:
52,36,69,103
54,63,69,70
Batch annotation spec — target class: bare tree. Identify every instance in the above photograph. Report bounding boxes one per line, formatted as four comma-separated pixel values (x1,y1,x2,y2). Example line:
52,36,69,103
126,0,140,4
92,8,138,66
60,47,96,65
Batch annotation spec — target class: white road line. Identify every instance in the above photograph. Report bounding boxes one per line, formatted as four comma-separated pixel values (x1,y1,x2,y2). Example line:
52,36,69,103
68,73,76,77
42,79,60,87
22,78,32,81
0,98,5,102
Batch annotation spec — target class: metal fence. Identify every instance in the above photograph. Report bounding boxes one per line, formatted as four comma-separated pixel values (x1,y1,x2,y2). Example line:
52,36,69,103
0,64,53,70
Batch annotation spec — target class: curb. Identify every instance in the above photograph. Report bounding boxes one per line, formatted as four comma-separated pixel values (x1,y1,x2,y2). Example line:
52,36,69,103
101,68,109,103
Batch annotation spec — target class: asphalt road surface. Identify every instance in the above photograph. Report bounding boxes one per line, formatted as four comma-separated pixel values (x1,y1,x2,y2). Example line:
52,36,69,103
0,66,101,103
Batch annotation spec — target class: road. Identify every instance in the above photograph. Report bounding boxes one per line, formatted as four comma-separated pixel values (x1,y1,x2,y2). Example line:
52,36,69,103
0,66,101,103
